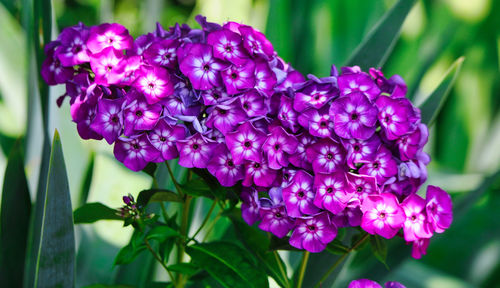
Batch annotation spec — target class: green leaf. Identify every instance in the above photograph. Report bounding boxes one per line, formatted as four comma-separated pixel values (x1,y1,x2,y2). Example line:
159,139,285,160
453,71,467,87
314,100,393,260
418,57,465,126
370,235,388,268
0,140,31,287
136,188,181,209
146,225,180,243
83,285,135,288
73,202,122,224
78,151,95,206
186,242,269,288
345,0,417,70
180,178,214,198
29,130,75,287
325,239,350,255
115,231,146,266
167,263,200,276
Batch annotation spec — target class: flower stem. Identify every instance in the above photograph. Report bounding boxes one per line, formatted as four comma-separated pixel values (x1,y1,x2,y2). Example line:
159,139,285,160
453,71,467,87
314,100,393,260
273,250,290,288
296,251,310,288
165,161,183,196
314,232,370,288
187,200,217,243
176,195,192,287
144,237,178,288
201,208,223,242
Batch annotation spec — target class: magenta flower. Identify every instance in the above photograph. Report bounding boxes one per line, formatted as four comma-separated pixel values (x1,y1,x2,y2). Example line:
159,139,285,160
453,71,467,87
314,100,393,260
299,109,335,138
282,170,319,217
240,187,261,225
346,173,378,205
221,61,256,94
207,29,249,66
278,95,300,132
401,194,433,242
113,134,161,171
329,93,378,140
56,26,90,66
41,42,74,85
207,144,244,187
375,96,420,140
179,44,227,90
361,193,405,239
397,123,428,161
258,205,294,238
306,138,346,174
294,83,336,112
342,134,381,169
90,98,124,144
425,185,453,233
262,126,298,170
147,120,186,160
254,59,277,97
338,71,381,101
89,47,126,85
143,39,179,69
176,133,216,168
243,159,278,187
289,212,337,253
289,133,314,169
239,25,274,59
133,65,174,104
358,146,398,184
239,90,268,117
348,279,382,288
410,237,430,259
123,90,162,136
72,101,103,140
87,23,133,54
201,87,230,106
205,103,246,135
226,122,266,164
313,172,353,214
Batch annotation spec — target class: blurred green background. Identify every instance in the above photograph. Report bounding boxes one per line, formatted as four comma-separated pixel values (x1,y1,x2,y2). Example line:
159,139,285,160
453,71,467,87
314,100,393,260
0,0,499,287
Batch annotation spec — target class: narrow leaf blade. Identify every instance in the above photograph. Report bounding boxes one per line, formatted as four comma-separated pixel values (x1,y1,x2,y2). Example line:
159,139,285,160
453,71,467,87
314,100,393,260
345,0,417,70
418,57,465,126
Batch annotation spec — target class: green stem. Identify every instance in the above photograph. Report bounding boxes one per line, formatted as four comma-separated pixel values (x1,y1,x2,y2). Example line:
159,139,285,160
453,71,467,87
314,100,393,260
165,161,183,196
273,250,290,288
144,237,178,288
201,209,223,242
188,200,217,243
314,233,370,288
296,251,310,288
160,202,169,223
176,195,192,287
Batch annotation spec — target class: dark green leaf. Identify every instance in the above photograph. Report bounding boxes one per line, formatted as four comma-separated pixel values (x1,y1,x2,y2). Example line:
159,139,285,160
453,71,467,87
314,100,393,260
186,242,268,288
418,57,464,126
73,202,122,224
83,285,135,288
30,130,75,287
345,0,417,70
370,235,388,268
115,231,146,266
180,178,214,198
0,140,31,287
167,263,200,276
325,239,350,255
142,162,157,178
146,226,180,243
78,151,95,206
136,189,181,209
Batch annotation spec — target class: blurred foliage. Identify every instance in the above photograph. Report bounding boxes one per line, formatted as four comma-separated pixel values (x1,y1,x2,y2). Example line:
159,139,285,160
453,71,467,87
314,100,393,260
0,0,499,287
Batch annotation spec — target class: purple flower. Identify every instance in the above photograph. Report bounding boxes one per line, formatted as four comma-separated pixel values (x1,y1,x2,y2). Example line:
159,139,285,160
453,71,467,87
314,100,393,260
240,187,261,225
410,237,430,259
123,90,162,136
254,59,277,97
258,205,294,238
313,172,353,214
128,33,155,56
133,65,174,104
207,29,249,66
176,133,216,168
358,146,398,184
289,133,314,169
342,134,381,169
348,279,382,288
282,170,319,217
207,144,244,187
113,134,161,171
226,122,266,164
148,120,186,160
243,159,278,187
361,193,405,239
397,123,428,161
294,83,336,112
239,90,268,117
41,42,74,85
201,87,230,105
179,44,227,90
90,98,124,144
87,23,133,54
338,71,381,101
205,103,246,135
56,26,90,66
329,93,378,140
89,47,126,85
277,93,299,130
143,39,180,69
375,96,420,140
163,95,201,117
401,194,433,242
425,186,453,233
71,100,103,140
298,109,335,138
221,61,256,94
262,126,298,169
306,138,346,174
289,212,337,253
346,173,379,206
239,25,274,59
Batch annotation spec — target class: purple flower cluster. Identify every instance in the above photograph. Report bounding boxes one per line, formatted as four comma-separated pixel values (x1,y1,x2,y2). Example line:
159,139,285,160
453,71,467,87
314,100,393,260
349,279,405,288
43,16,453,256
